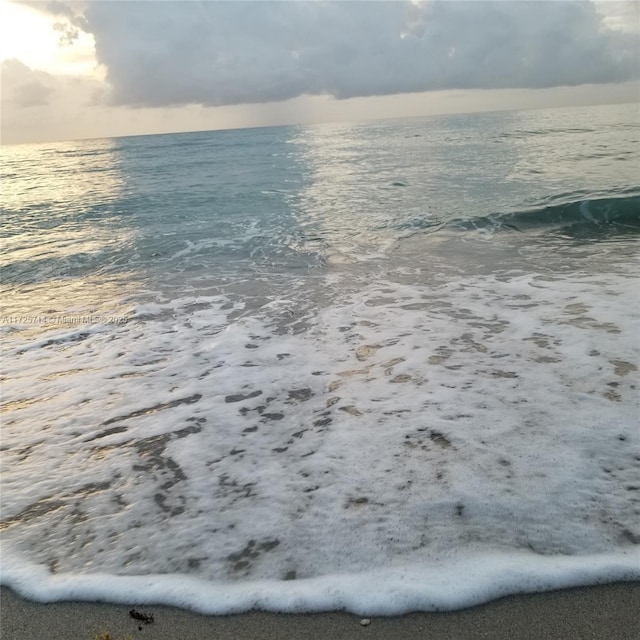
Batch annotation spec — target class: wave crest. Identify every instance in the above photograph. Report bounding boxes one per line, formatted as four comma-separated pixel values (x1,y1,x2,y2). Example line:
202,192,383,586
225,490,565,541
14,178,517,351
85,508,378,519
450,195,640,237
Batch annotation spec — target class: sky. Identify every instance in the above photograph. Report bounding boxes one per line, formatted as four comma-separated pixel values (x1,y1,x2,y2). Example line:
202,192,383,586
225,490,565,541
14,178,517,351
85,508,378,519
1,0,638,145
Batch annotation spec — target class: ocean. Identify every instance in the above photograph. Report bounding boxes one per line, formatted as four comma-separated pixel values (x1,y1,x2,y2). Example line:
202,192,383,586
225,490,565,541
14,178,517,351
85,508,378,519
1,102,639,614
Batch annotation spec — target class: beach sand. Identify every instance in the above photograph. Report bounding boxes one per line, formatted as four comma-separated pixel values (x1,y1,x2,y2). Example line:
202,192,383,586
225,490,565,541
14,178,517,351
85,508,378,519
1,582,639,640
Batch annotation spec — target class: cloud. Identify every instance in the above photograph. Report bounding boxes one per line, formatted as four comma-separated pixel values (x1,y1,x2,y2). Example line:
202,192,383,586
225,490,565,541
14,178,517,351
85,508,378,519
1,57,105,143
20,1,640,109
1,59,55,106
13,79,55,107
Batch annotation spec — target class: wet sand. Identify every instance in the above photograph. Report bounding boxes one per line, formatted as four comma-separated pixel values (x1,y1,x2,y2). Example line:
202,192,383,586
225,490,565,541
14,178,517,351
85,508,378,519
2,582,639,640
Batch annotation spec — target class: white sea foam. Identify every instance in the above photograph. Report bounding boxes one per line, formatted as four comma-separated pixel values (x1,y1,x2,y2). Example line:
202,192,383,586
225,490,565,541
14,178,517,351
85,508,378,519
1,547,638,615
1,264,638,612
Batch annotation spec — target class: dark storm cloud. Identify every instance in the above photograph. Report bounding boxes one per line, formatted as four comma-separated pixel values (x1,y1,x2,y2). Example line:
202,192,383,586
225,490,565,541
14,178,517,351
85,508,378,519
43,1,640,108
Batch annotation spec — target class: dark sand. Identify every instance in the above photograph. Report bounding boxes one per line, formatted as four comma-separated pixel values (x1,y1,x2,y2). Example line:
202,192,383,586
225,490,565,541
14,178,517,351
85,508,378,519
1,582,639,640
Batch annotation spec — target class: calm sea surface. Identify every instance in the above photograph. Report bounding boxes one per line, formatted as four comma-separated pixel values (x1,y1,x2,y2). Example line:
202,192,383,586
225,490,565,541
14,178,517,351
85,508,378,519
1,103,639,613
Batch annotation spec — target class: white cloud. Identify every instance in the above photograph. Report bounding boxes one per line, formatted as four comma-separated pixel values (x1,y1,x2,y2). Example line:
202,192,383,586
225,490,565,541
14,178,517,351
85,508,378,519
37,1,639,109
596,0,640,33
1,59,55,106
1,57,109,143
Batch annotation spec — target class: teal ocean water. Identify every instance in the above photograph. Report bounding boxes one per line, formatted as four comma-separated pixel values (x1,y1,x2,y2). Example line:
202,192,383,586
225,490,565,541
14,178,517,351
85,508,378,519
1,103,639,613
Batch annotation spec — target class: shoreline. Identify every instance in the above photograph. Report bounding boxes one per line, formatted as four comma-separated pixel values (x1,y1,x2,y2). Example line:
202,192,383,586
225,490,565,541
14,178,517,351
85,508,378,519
2,582,639,640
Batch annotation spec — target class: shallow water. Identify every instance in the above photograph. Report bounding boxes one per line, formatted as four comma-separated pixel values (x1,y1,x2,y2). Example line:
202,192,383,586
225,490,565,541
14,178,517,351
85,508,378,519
1,103,639,613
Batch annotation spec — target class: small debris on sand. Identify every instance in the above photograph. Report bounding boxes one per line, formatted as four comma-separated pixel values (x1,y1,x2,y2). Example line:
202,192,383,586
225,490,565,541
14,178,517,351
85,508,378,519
129,608,154,624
